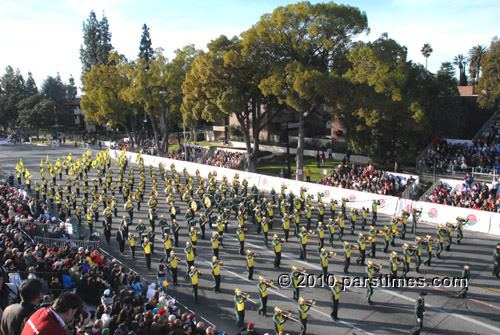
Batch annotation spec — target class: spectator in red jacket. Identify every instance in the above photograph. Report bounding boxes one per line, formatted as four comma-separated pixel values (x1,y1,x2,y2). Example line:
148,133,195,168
22,292,86,335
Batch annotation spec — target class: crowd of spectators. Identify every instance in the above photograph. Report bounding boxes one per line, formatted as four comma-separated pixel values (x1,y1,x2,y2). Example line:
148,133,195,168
319,163,416,196
425,174,500,211
0,178,226,335
165,146,209,164
418,113,500,173
205,150,246,170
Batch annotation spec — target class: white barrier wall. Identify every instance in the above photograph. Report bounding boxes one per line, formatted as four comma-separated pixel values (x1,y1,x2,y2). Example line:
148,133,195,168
110,150,500,236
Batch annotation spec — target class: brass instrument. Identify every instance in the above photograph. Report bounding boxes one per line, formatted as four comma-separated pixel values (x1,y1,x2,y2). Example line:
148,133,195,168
280,238,287,243
252,252,260,257
298,267,310,276
215,260,225,265
265,280,279,290
305,299,316,306
243,292,257,304
306,230,315,235
366,236,376,243
197,270,203,275
284,311,301,323
327,251,336,258
375,263,383,270
390,229,399,236
350,244,359,250
174,256,182,261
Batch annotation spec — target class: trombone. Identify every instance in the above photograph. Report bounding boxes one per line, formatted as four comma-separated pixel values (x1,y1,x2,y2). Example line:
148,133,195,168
305,299,316,306
283,310,301,323
265,279,279,290
241,292,257,304
327,251,336,258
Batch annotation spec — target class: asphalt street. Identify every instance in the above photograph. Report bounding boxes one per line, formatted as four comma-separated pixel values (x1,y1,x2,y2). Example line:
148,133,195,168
1,143,499,335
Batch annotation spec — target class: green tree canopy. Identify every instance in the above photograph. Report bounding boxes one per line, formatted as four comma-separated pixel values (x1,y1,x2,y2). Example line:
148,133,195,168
477,37,500,109
80,10,113,80
139,24,154,69
241,1,368,178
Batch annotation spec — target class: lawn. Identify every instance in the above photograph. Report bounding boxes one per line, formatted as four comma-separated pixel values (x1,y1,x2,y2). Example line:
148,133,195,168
257,154,342,181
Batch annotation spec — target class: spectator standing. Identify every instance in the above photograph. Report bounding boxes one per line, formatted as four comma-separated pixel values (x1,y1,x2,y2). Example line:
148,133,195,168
316,151,320,168
21,291,87,335
0,279,43,335
305,167,312,183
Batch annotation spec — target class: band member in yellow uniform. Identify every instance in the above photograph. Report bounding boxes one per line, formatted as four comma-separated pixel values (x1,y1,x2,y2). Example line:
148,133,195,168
321,247,334,277
317,222,325,252
189,266,201,304
272,235,282,268
366,261,381,304
330,276,342,321
343,241,352,274
298,227,308,261
211,232,220,258
234,288,247,328
357,233,366,266
142,237,152,270
291,266,301,301
273,307,288,334
167,251,179,286
257,276,269,316
185,241,195,274
297,297,312,335
246,249,255,280
211,256,222,293
236,226,245,255
128,233,136,259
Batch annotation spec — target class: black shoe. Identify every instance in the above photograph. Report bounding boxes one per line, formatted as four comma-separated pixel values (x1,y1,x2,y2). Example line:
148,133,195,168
367,299,373,304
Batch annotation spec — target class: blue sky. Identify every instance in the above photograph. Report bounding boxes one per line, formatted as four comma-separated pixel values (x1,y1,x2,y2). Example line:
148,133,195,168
0,0,498,90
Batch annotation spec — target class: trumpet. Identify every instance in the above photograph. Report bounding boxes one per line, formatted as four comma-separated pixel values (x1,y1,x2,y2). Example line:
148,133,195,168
252,252,260,257
349,244,359,250
375,263,383,270
280,238,287,243
390,229,399,236
306,230,315,235
214,260,225,265
173,256,182,261
327,251,336,258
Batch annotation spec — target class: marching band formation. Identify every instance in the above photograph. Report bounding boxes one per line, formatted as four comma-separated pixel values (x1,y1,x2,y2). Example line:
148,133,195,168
15,148,495,335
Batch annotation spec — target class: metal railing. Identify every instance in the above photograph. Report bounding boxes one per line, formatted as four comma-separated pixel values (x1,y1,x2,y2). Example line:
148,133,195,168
402,179,419,200
33,235,100,250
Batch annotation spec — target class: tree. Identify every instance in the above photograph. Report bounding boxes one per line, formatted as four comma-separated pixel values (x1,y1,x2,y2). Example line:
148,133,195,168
340,36,462,163
468,45,487,86
17,95,51,138
159,44,196,154
121,49,169,155
0,66,26,129
453,54,467,86
421,43,433,70
182,35,281,172
477,37,500,109
80,11,113,79
242,1,368,179
138,24,154,70
82,52,139,143
24,72,38,96
437,62,456,80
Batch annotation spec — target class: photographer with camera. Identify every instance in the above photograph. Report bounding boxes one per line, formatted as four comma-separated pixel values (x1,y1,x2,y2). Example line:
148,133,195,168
21,291,90,335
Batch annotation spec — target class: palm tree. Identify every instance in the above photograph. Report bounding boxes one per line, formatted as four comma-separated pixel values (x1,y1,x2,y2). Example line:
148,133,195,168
421,43,433,70
453,54,467,86
468,45,487,85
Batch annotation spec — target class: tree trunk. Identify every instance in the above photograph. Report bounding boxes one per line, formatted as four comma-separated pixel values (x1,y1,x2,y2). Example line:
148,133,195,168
129,118,137,149
243,127,253,172
248,103,260,173
296,111,305,181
